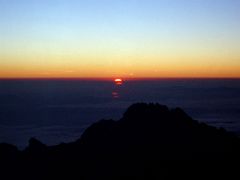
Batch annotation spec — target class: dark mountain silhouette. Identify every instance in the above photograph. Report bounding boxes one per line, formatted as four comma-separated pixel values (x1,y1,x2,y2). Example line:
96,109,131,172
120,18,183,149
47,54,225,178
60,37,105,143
0,103,240,179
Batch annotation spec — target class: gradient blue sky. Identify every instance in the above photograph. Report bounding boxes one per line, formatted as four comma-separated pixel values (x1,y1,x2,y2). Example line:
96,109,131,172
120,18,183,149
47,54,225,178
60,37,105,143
1,0,240,78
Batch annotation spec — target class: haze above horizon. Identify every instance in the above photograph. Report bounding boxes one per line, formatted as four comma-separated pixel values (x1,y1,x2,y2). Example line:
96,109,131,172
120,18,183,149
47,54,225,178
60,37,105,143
1,0,240,78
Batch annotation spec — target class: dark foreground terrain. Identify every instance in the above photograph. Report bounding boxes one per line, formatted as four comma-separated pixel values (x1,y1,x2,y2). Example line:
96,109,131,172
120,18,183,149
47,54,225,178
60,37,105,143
1,103,240,179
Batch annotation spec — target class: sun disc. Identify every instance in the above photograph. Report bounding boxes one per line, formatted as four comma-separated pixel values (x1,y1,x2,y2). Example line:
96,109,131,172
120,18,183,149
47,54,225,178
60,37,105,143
114,78,122,82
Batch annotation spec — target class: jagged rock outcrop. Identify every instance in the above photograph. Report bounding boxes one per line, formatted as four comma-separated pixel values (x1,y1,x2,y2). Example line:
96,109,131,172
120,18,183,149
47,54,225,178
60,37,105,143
0,103,239,179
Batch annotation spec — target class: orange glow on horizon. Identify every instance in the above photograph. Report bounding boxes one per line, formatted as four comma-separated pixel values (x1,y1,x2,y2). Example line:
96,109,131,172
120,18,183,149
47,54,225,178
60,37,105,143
0,61,240,79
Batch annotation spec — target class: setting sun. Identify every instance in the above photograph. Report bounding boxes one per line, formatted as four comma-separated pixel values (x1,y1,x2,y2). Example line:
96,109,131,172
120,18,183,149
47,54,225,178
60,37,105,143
114,78,123,85
114,78,122,82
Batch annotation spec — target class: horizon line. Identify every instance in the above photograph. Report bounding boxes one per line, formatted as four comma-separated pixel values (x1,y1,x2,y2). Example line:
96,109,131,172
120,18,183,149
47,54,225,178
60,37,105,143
1,77,240,81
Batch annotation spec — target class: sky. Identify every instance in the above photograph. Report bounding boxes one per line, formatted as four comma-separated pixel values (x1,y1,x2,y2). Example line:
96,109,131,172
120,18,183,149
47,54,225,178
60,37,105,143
0,0,240,78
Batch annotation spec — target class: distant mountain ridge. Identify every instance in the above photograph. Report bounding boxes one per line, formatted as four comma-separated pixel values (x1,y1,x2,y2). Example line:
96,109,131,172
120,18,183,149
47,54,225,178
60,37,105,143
1,103,240,179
